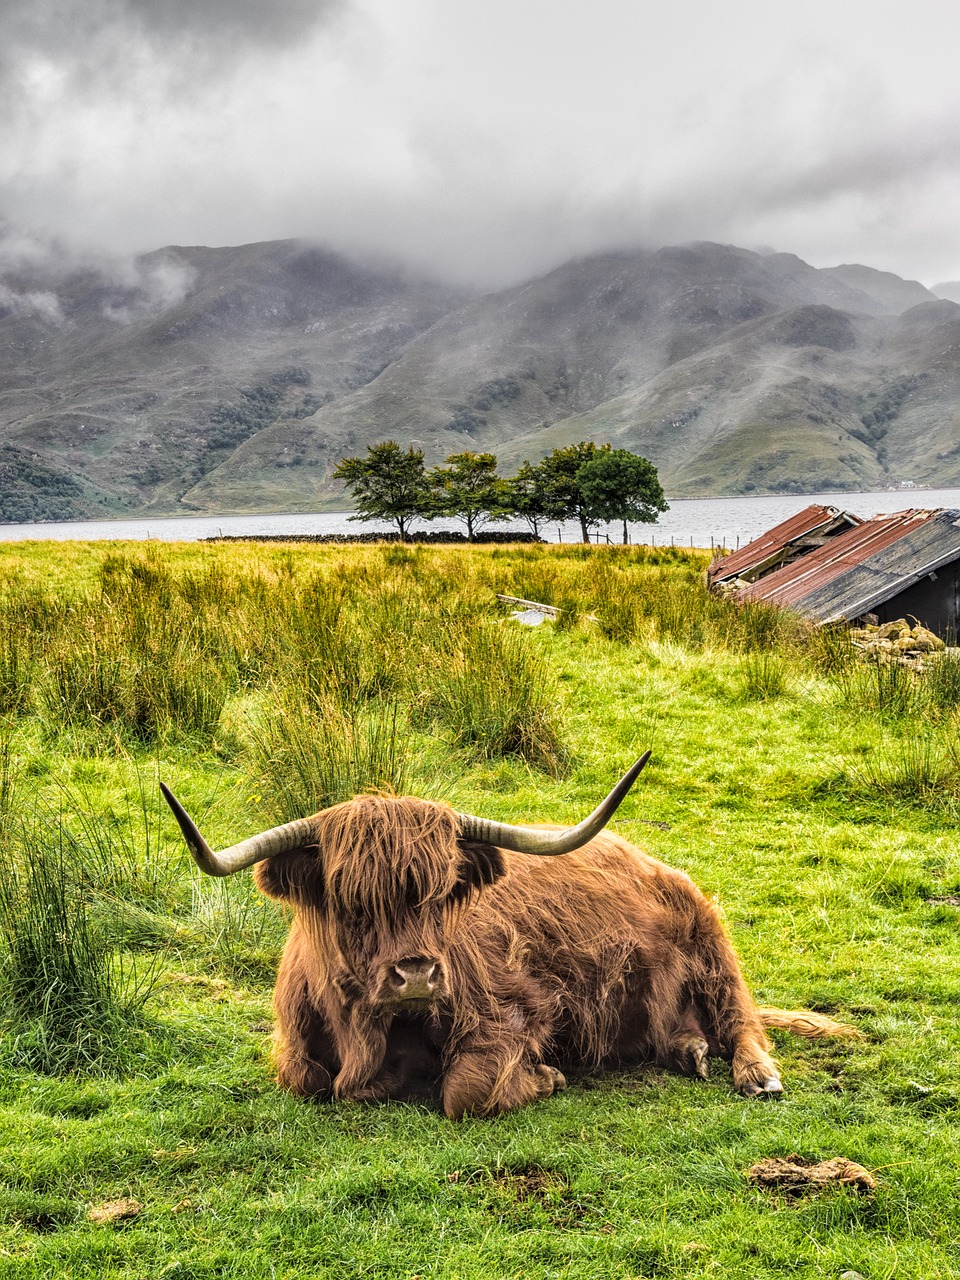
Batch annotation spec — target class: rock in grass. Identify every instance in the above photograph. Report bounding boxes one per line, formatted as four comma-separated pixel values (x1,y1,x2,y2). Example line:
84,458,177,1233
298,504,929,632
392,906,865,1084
849,615,946,669
910,625,944,652
877,620,911,640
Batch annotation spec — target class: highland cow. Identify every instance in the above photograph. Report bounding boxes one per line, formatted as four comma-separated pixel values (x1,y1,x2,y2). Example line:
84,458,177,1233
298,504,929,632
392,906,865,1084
161,755,852,1117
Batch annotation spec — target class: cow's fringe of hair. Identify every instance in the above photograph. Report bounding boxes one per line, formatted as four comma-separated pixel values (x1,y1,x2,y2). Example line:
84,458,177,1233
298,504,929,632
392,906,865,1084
320,794,463,929
758,1009,862,1039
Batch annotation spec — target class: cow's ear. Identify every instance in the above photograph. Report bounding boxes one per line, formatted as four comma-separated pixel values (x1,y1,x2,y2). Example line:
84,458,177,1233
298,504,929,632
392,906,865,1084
254,846,325,905
451,841,506,903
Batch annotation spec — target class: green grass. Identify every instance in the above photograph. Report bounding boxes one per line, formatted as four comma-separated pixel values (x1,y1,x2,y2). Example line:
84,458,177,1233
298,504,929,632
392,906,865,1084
0,541,958,1278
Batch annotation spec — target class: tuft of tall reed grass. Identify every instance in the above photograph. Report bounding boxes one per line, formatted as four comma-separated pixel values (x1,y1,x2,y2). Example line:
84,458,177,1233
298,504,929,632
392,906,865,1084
0,810,159,1074
245,688,415,820
806,621,857,677
33,569,236,746
36,629,232,745
186,875,288,984
418,621,569,776
0,583,64,716
0,619,30,717
925,649,960,713
0,753,197,1072
832,656,924,722
849,730,960,812
0,727,16,828
738,649,793,701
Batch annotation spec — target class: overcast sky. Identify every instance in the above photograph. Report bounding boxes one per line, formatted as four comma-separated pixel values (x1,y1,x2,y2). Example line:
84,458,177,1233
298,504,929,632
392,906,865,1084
2,0,959,288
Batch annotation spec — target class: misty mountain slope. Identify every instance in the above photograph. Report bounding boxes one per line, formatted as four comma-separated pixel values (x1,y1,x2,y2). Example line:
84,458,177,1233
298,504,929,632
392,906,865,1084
185,242,934,509
3,237,960,518
0,241,467,519
818,264,935,315
860,300,960,481
493,304,890,493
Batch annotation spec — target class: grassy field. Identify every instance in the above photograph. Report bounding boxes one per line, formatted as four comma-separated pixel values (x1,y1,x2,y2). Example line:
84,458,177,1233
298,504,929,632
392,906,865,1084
0,540,958,1279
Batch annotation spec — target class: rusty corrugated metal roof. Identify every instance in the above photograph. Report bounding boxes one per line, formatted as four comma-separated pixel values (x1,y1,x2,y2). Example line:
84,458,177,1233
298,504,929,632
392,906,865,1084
737,508,960,622
708,504,860,585
737,509,939,605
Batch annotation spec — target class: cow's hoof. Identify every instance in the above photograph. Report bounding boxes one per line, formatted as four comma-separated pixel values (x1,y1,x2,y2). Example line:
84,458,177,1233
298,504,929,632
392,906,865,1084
741,1076,783,1098
676,1035,710,1079
536,1064,567,1093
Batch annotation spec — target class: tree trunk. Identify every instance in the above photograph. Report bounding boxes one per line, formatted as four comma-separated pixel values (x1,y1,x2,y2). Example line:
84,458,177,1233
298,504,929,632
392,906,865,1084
622,519,628,545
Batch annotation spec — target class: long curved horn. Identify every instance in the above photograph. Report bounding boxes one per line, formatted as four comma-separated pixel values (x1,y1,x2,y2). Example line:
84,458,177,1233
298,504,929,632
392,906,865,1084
159,782,319,877
456,751,652,855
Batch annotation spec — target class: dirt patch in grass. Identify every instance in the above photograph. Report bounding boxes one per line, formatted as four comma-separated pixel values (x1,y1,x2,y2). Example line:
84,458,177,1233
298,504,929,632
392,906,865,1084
450,1163,598,1230
489,1165,568,1204
87,1198,143,1226
747,1155,876,1196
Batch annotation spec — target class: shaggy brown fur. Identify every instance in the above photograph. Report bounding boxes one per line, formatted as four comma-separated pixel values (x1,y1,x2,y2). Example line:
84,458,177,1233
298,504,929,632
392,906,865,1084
253,794,853,1118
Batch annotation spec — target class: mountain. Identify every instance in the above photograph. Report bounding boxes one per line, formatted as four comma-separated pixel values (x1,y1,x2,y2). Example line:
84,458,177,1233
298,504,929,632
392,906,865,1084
0,241,467,521
2,238,958,520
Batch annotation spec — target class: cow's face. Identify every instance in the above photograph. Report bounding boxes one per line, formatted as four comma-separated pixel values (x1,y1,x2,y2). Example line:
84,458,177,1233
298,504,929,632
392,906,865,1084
254,796,505,1012
345,911,450,1011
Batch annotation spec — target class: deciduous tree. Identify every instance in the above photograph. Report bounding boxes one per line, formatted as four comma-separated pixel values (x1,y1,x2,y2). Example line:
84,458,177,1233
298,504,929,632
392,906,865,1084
537,441,611,542
333,441,430,541
576,449,668,544
503,460,556,539
428,451,508,542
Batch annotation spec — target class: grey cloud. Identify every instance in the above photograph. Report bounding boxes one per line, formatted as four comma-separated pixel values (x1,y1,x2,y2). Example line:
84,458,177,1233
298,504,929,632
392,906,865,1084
126,0,340,47
102,253,196,322
0,223,83,287
0,223,60,275
750,121,960,213
0,0,343,113
1,0,340,58
0,281,64,324
0,223,195,323
2,0,960,292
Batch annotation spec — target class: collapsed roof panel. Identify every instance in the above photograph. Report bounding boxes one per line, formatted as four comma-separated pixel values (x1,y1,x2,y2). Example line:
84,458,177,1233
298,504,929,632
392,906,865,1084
729,507,960,630
778,509,960,624
708,504,862,586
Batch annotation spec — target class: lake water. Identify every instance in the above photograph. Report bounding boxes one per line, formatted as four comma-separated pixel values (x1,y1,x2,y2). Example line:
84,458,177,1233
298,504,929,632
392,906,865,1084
3,489,960,550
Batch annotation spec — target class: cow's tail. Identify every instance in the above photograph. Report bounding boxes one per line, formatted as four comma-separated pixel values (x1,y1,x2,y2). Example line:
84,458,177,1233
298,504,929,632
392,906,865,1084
758,1008,861,1039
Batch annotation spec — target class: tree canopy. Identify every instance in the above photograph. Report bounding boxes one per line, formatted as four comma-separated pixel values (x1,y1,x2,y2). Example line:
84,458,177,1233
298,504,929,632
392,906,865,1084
534,441,611,542
333,438,668,544
576,448,668,544
332,441,430,540
428,451,509,542
502,460,555,539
